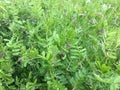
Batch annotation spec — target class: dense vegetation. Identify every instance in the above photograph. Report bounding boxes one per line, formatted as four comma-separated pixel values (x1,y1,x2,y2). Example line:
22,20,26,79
0,0,120,90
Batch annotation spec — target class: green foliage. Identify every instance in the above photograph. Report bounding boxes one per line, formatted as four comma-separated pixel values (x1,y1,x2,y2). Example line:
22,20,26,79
0,0,120,90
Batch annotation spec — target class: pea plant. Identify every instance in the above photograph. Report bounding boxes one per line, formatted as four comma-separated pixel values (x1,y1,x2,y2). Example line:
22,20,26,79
0,0,120,90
